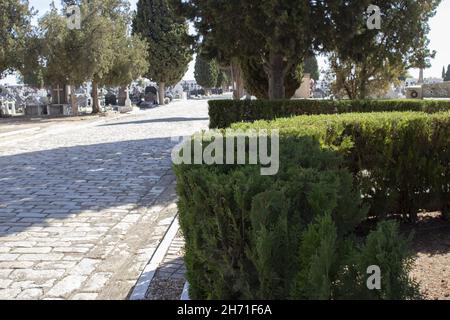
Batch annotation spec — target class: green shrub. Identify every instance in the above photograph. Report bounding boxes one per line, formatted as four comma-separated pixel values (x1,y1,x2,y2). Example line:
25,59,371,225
174,128,424,299
209,99,450,128
234,112,450,221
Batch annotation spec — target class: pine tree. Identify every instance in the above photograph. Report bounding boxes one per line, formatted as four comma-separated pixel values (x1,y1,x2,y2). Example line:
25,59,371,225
443,66,446,80
330,1,439,99
133,0,193,105
0,0,33,77
303,56,320,81
194,55,219,93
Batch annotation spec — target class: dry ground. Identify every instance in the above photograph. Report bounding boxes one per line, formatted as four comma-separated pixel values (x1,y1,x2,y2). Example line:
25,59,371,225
408,212,450,300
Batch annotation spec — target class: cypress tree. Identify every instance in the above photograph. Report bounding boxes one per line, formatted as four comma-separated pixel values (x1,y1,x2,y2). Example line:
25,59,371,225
303,56,320,81
194,55,219,93
445,65,450,82
133,0,193,105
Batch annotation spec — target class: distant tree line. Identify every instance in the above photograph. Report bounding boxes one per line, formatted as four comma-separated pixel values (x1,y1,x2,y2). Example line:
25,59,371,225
0,0,195,114
172,0,440,100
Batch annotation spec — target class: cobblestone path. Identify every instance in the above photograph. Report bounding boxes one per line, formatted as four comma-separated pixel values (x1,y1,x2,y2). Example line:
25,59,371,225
0,100,209,299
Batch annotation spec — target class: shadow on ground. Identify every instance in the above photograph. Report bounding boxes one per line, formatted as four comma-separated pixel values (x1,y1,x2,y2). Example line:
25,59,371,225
405,214,450,255
0,137,180,236
99,117,209,127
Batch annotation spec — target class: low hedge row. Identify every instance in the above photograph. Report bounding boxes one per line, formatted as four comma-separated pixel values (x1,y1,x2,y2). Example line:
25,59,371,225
209,99,450,128
175,111,450,299
234,112,450,221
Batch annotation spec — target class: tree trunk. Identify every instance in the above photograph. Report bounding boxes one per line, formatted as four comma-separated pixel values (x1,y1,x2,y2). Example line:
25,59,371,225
419,68,424,84
231,60,244,100
158,82,165,105
267,53,286,100
92,80,100,114
358,82,367,100
70,84,78,116
118,86,126,106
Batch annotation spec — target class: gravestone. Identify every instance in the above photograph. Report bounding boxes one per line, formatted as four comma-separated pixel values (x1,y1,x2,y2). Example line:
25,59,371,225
119,87,133,113
144,86,158,104
51,84,68,105
105,93,117,106
49,84,70,115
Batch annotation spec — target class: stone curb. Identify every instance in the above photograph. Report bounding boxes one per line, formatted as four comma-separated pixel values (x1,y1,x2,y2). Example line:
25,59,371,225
129,215,180,300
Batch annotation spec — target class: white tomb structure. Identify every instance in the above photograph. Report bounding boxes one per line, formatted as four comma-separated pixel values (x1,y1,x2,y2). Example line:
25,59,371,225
0,98,16,116
119,86,133,113
172,84,184,99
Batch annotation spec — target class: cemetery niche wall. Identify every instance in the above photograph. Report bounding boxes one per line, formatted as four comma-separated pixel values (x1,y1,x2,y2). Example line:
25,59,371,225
406,82,450,99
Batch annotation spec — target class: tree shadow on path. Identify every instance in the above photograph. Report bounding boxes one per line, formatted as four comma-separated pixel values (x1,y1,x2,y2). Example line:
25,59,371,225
0,137,181,237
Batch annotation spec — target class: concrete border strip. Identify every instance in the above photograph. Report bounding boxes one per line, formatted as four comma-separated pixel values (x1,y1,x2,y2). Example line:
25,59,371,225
180,281,190,300
129,215,180,300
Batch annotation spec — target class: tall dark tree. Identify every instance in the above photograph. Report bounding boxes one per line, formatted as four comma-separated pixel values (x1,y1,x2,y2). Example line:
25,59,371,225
303,56,319,81
175,0,312,100
19,34,44,88
133,0,194,105
194,55,218,93
174,0,440,100
216,70,228,89
443,66,446,80
241,58,301,100
445,65,450,82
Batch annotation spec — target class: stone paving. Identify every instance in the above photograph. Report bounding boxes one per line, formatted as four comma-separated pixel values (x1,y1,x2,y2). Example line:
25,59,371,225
0,100,209,299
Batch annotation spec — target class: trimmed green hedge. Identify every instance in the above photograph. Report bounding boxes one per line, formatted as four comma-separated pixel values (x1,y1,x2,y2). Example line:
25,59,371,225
234,112,450,221
174,111,450,299
209,99,450,128
175,136,420,300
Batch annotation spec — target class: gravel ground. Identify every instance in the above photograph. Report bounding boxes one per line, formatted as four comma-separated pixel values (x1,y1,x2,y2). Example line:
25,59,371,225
408,213,450,300
145,231,186,300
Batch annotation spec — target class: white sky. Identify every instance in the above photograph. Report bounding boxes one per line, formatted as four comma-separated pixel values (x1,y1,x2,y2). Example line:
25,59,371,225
2,0,449,84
